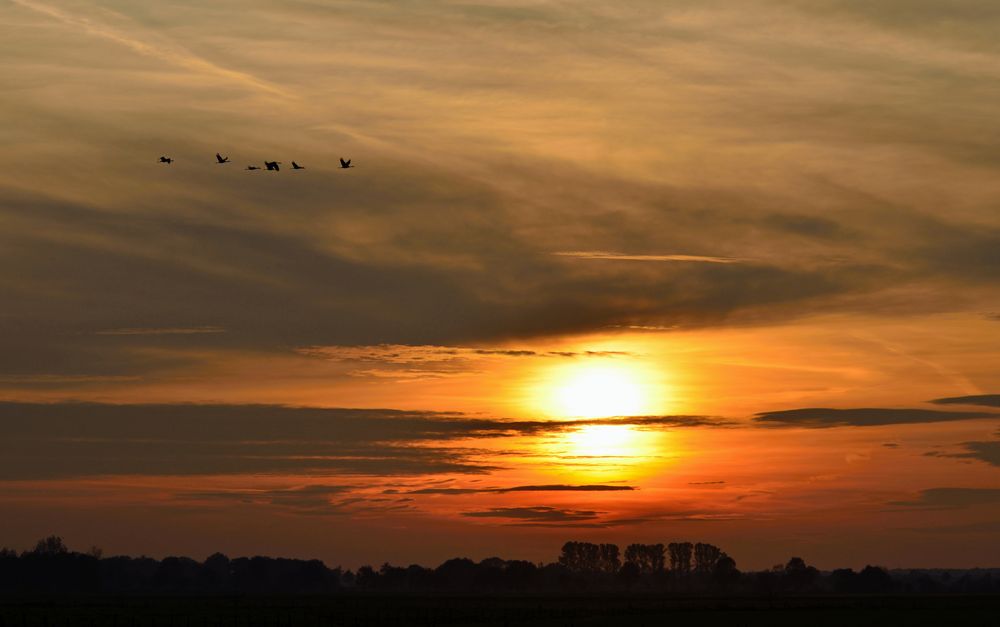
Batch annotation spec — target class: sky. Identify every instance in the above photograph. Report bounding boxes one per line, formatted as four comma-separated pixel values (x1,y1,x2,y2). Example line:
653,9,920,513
1,0,999,570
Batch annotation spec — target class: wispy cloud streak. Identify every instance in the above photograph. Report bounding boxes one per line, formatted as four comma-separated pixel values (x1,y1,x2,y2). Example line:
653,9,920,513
553,251,746,263
10,0,289,98
401,484,635,495
96,326,226,336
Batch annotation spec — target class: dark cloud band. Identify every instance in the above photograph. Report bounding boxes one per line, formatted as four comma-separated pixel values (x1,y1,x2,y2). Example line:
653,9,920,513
754,407,997,428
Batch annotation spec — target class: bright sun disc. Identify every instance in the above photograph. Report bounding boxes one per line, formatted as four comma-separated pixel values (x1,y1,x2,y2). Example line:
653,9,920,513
551,365,648,418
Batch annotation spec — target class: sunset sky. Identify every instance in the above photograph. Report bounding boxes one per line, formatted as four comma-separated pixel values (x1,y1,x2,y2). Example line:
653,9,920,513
2,0,999,570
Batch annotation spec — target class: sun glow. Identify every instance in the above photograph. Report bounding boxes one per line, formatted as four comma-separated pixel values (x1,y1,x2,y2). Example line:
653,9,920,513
550,423,670,480
538,362,661,418
566,424,643,458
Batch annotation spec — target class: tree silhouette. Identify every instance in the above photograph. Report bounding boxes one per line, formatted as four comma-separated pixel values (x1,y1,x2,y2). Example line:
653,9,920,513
858,565,894,593
712,554,740,591
29,536,69,556
667,542,693,576
783,557,820,593
2,534,998,598
598,544,621,574
694,543,724,573
559,541,599,573
355,565,377,589
624,543,665,575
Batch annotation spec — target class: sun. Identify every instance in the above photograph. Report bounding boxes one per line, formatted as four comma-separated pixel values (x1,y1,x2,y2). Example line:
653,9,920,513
544,363,655,418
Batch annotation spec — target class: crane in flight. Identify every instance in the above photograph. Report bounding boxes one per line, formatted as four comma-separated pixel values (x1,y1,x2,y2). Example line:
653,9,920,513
216,153,231,164
291,161,305,170
245,165,261,171
159,156,173,164
264,161,281,171
339,158,354,169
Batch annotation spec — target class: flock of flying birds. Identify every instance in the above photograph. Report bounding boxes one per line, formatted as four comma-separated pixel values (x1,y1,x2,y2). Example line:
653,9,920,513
157,153,354,171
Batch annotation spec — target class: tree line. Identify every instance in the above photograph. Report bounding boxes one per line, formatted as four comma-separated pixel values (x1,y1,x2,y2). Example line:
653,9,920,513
1,536,998,596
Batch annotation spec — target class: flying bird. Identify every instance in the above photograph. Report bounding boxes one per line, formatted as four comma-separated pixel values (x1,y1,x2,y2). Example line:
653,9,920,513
339,158,354,169
216,153,230,164
159,156,173,164
245,165,261,171
291,161,305,170
264,161,281,171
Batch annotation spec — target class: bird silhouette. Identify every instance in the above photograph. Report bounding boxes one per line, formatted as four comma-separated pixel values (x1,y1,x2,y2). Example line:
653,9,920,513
159,156,173,164
339,158,354,169
216,153,231,164
291,161,305,169
245,165,261,171
264,161,281,171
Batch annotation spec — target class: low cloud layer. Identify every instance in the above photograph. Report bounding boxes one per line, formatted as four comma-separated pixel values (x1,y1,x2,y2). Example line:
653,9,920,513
889,488,1000,510
754,407,998,428
925,439,1000,468
401,484,635,496
0,402,717,480
932,395,1000,408
462,506,602,524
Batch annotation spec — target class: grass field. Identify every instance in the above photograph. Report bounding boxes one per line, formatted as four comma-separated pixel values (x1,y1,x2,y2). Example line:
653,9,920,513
2,595,1000,627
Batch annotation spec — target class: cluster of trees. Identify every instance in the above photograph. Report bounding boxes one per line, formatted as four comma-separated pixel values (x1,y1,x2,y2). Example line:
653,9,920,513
0,538,338,595
2,536,999,596
556,541,738,591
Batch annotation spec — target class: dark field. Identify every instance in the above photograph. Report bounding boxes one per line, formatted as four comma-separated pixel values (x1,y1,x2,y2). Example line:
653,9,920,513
2,595,999,627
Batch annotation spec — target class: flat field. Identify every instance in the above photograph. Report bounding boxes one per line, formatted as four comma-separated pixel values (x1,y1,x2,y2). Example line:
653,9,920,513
2,595,1000,627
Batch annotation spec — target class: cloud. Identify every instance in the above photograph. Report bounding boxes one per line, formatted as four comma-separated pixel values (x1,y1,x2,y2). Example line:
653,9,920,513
925,440,1000,467
180,484,353,509
605,324,678,331
9,0,289,98
405,484,635,495
759,213,849,240
6,0,1000,378
889,488,1000,510
604,512,747,526
296,345,634,373
96,326,226,336
553,251,746,263
754,407,997,428
0,375,140,386
0,185,902,383
496,415,728,435
462,506,602,523
958,440,1000,466
0,402,495,479
461,503,743,528
178,484,421,517
0,402,719,480
931,394,1000,408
